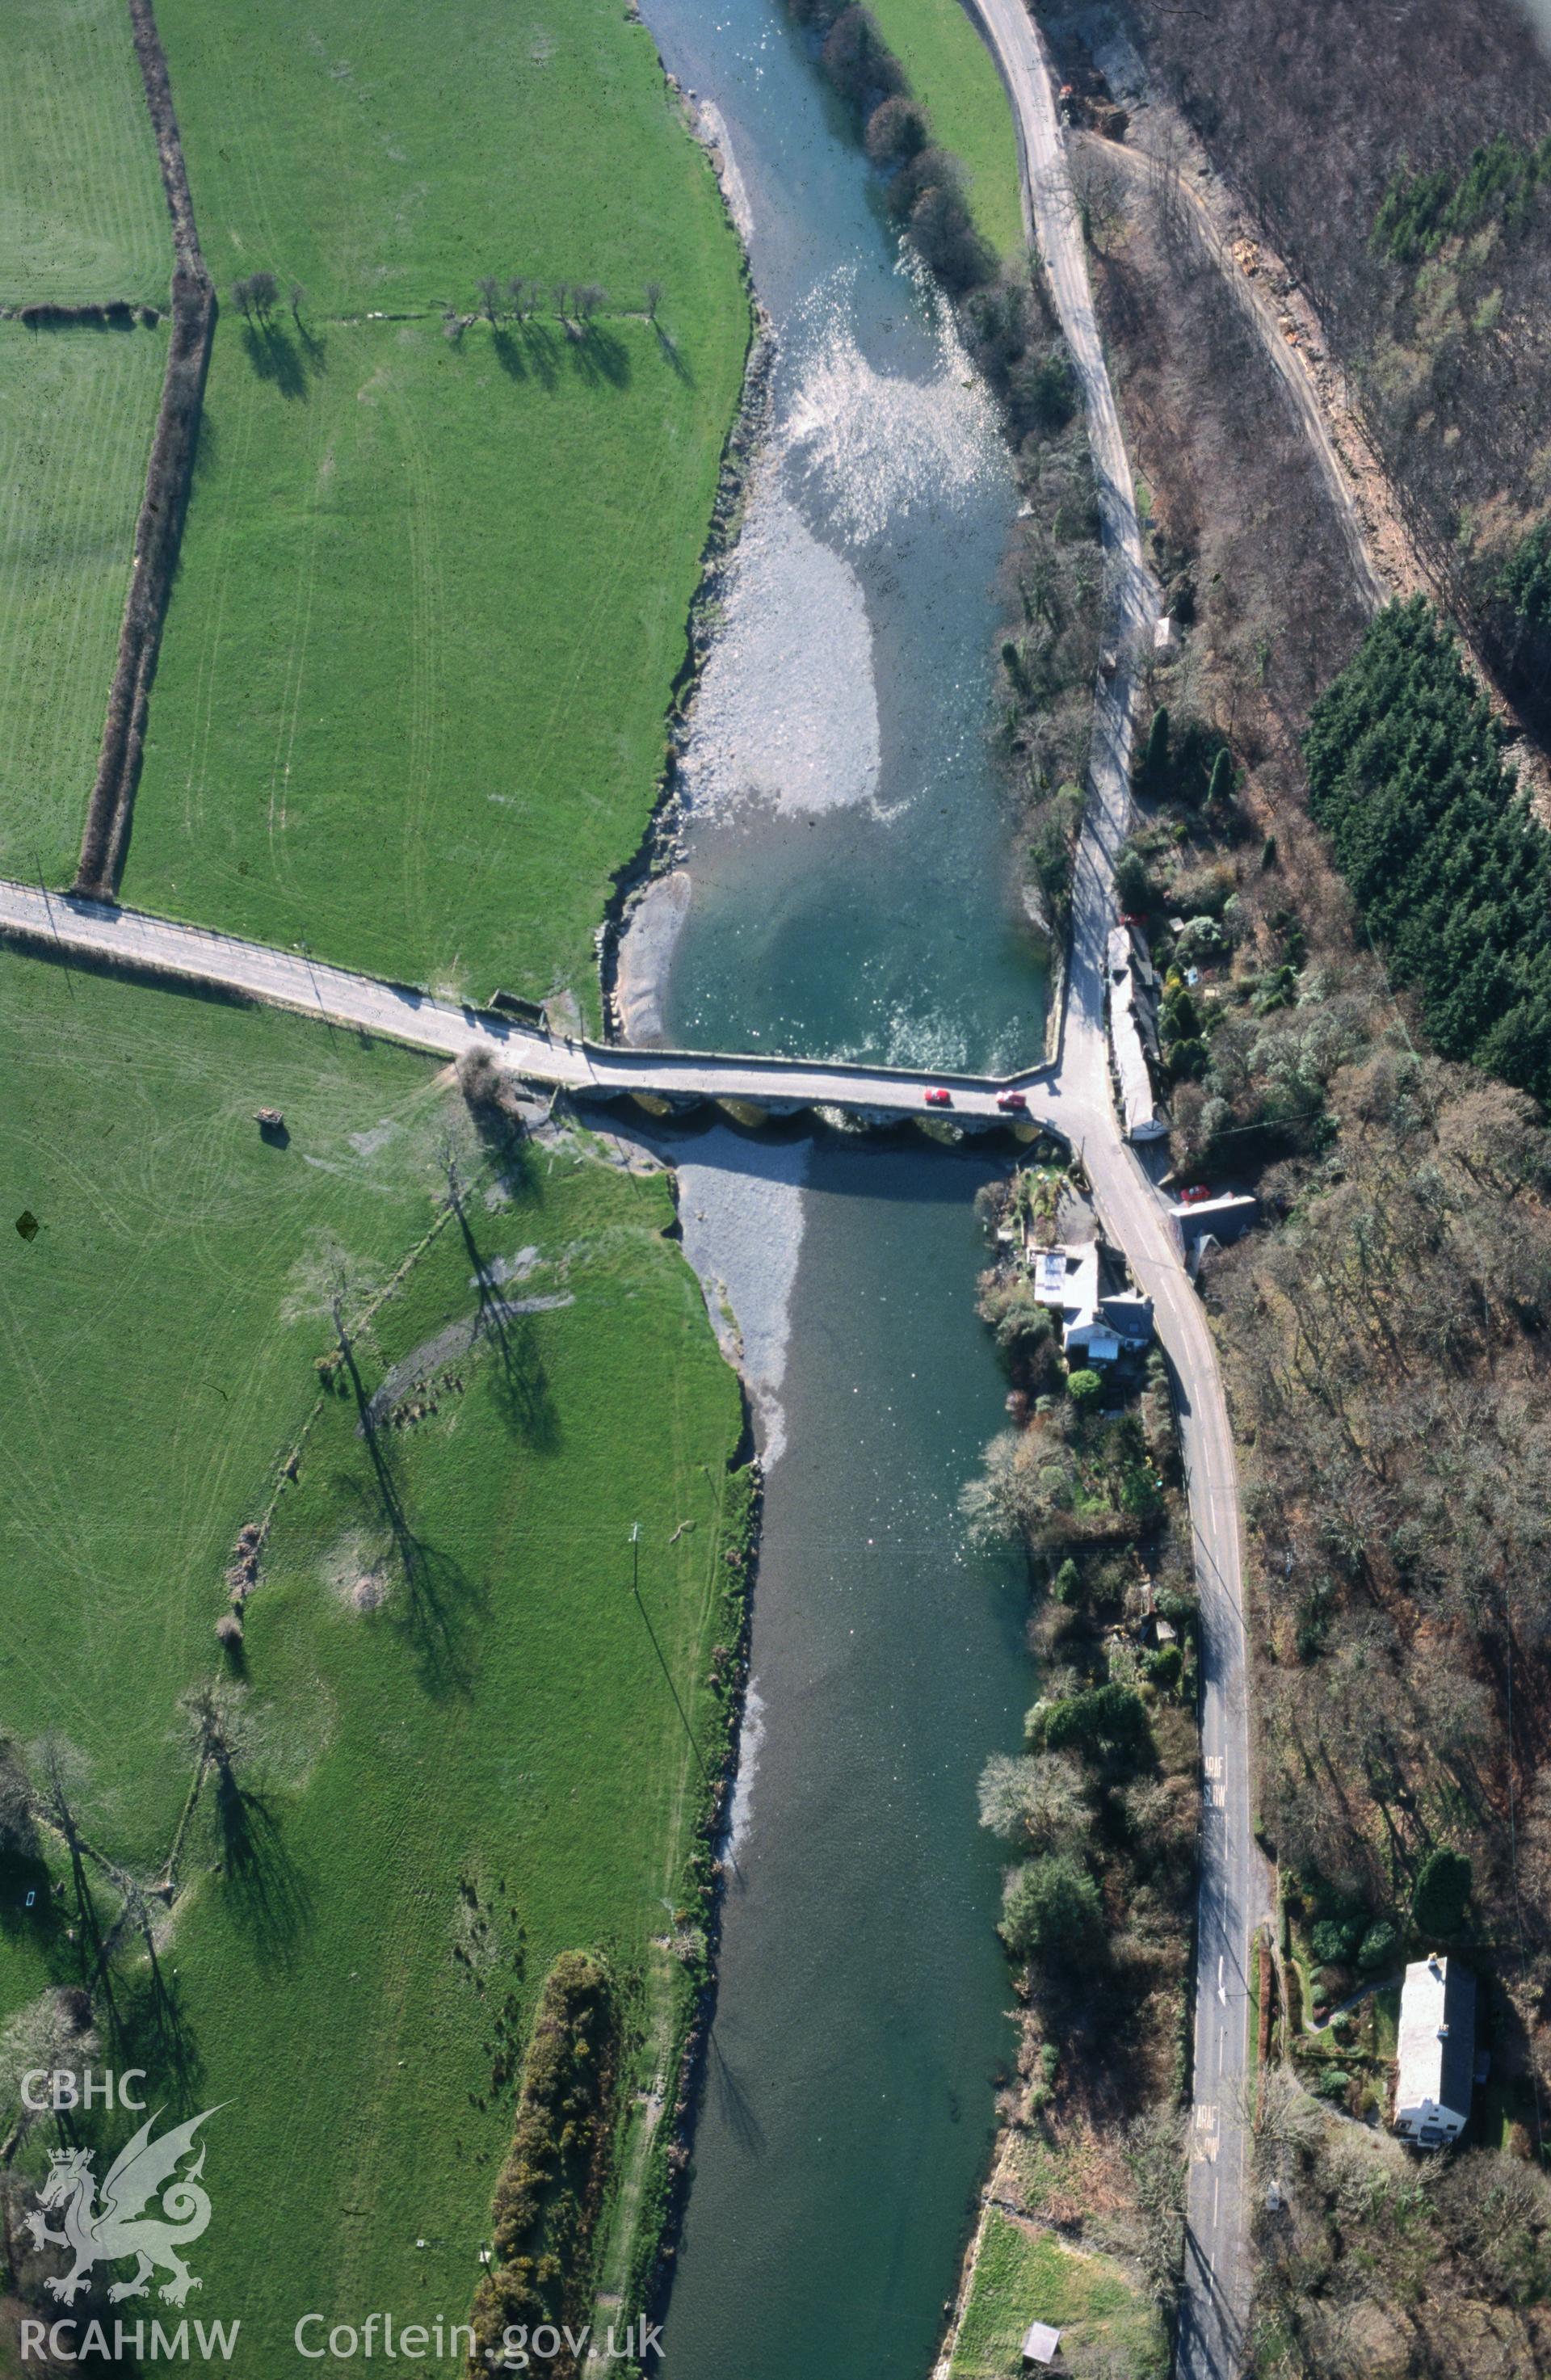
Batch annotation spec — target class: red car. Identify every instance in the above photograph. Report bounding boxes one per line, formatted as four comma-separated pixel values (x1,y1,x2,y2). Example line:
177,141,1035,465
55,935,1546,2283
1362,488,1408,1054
923,1087,953,1108
1179,1184,1214,1205
996,1089,1028,1112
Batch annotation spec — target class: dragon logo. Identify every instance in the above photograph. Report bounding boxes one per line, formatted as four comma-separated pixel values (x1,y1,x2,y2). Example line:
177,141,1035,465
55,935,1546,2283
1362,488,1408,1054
23,2105,222,2308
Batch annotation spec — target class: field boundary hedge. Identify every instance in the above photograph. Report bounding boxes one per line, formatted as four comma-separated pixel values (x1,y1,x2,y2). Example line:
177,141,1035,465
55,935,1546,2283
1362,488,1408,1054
74,0,214,900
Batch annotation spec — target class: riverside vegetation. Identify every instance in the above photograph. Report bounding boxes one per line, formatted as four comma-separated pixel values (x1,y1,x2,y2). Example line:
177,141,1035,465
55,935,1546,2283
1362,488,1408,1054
781,0,1102,950
946,1165,1192,2374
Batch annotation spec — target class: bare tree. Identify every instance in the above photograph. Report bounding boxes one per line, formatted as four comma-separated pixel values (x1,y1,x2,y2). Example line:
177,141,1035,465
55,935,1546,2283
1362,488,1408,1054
575,283,607,326
1071,147,1127,256
230,275,254,322
181,1679,253,1793
477,274,501,324
0,1737,34,1852
288,279,306,327
644,280,662,322
247,270,280,321
506,274,530,319
553,281,571,322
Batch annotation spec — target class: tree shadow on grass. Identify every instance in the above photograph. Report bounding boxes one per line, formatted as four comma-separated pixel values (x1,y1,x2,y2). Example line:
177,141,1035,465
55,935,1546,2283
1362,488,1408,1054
238,316,308,400
654,322,693,386
512,319,559,390
446,1177,561,1454
491,327,526,381
568,326,630,389
112,1934,206,2113
338,1337,488,1697
214,1769,313,1961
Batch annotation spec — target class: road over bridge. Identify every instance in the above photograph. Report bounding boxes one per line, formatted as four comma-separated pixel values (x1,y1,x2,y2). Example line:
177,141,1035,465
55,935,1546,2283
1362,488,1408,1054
0,877,1069,1128
0,10,1260,2366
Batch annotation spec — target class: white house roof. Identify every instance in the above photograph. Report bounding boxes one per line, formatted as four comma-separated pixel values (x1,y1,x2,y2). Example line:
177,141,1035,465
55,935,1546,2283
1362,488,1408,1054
1397,1955,1476,2121
1028,1242,1151,1366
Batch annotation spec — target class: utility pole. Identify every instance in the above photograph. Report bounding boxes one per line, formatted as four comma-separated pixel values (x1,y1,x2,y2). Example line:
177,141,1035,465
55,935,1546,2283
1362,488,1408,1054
298,936,334,1041
36,856,74,999
626,1522,714,1793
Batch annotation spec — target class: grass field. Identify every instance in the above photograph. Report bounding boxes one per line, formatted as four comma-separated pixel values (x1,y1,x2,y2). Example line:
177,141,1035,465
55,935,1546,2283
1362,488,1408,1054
0,952,743,2365
0,0,169,306
0,322,166,886
124,305,738,1008
868,0,1026,259
117,0,748,1009
157,0,738,320
950,2213,1168,2378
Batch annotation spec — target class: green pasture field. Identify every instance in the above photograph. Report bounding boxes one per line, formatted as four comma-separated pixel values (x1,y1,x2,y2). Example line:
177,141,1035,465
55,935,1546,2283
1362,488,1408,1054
124,305,738,1011
0,322,166,885
868,0,1026,260
0,0,168,306
950,2213,1167,2378
120,0,747,1009
0,955,743,2366
156,0,737,320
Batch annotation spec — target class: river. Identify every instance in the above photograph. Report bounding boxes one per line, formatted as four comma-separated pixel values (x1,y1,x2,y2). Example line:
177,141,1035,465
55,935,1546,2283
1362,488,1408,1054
624,4,1049,2374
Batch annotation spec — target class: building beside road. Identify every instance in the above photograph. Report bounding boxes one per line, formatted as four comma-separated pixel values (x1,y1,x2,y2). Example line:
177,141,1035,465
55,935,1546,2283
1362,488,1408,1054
1107,925,1168,1142
1393,1954,1476,2145
1028,1239,1154,1365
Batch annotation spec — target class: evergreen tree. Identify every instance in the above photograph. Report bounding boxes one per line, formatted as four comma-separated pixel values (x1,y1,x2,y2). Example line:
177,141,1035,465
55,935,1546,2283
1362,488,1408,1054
1143,704,1171,791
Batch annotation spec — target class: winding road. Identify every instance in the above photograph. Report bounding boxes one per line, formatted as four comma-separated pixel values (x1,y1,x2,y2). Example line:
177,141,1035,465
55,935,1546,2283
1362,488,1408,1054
961,1,1262,2369
0,12,1259,2367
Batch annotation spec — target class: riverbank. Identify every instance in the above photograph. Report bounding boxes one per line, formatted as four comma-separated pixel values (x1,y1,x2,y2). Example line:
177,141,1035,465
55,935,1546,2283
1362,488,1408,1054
935,1158,1196,2376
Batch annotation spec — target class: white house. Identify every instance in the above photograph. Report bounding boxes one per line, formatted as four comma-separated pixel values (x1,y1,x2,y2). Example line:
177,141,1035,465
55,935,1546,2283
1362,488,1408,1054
1393,1954,1475,2146
1028,1241,1154,1366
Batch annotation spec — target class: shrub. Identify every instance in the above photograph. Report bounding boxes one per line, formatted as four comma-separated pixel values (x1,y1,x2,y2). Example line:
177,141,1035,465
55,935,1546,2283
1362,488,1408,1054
820,6,905,116
214,1613,244,1655
909,181,995,292
1040,2040,1061,2084
1311,1916,1360,1965
1032,1682,1150,1768
1145,1644,1183,1692
1314,2066,1351,2101
1412,1846,1472,1938
1357,1918,1398,1971
998,1852,1103,1961
1114,846,1153,913
1066,1367,1104,1412
864,95,928,163
469,1952,616,2362
1142,704,1170,788
1053,1558,1082,1605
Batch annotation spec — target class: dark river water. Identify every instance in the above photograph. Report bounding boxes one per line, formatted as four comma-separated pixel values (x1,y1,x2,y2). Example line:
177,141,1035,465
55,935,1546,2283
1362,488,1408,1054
629,5,1049,2375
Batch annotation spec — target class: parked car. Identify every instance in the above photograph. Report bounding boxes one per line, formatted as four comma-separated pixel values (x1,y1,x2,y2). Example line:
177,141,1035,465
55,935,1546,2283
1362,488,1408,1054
995,1089,1028,1112
923,1087,952,1108
1179,1184,1214,1205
